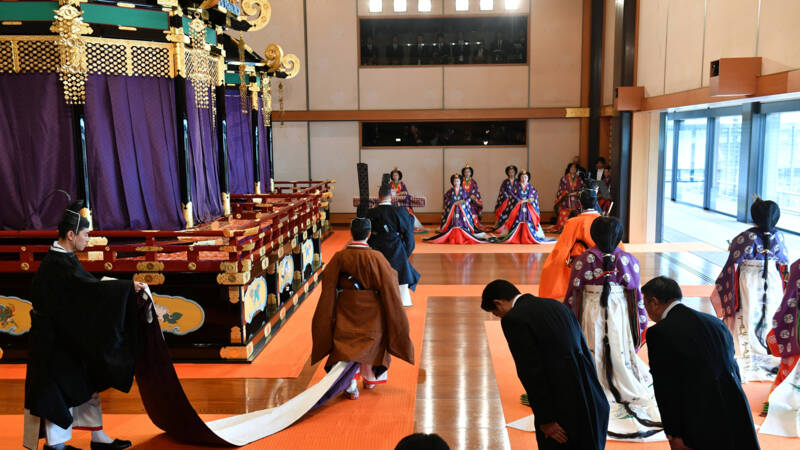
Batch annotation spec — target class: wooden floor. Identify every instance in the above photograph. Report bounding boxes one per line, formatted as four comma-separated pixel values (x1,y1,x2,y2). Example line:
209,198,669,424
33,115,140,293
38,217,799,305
0,236,729,448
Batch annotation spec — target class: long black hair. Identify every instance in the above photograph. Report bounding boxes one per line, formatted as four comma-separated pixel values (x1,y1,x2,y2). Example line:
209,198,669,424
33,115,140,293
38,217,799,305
751,199,781,350
589,217,662,438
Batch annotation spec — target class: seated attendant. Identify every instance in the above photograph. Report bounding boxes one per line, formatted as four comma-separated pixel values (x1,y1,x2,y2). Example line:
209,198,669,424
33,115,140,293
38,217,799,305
494,165,518,224
494,170,547,244
424,174,487,244
389,167,423,231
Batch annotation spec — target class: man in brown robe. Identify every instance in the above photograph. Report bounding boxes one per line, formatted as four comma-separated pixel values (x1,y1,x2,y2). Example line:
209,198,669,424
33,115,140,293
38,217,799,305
311,218,414,400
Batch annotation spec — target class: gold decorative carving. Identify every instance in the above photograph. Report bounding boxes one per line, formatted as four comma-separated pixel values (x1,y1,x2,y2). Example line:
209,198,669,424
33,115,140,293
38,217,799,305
220,261,239,273
261,77,272,126
104,262,113,271
267,293,277,306
188,262,197,271
20,262,30,271
136,261,165,272
565,107,590,118
241,0,271,31
133,273,165,285
216,271,250,285
50,0,92,104
230,326,242,343
186,12,215,109
266,263,276,275
237,35,248,112
219,343,252,360
228,287,241,303
135,246,163,252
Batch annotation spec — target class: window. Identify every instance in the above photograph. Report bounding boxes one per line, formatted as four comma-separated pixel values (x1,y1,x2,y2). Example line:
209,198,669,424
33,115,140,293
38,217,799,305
709,115,741,215
675,118,707,207
455,0,469,11
418,0,432,12
393,0,407,12
480,0,493,10
359,16,528,66
762,111,800,233
664,120,674,200
369,0,382,13
362,121,527,147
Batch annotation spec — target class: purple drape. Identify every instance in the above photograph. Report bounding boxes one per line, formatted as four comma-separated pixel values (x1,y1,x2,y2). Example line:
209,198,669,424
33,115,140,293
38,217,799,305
83,75,185,230
0,74,76,230
257,99,271,191
186,81,222,223
224,89,254,194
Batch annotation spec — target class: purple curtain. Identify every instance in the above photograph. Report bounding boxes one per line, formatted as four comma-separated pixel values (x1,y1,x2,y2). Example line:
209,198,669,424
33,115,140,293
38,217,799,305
0,74,76,230
83,75,185,230
257,98,272,190
224,89,254,194
186,81,223,223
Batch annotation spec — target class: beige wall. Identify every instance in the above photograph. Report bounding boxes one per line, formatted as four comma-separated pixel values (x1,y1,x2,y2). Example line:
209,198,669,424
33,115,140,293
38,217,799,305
637,0,800,97
361,148,445,212
444,66,529,108
309,122,360,213
360,67,444,109
628,111,660,243
272,121,310,181
530,0,583,107
529,119,580,210
306,0,359,110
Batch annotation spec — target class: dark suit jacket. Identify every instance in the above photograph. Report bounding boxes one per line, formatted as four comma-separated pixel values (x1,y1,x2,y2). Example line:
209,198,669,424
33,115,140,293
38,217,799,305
366,205,420,289
501,295,609,449
647,303,759,450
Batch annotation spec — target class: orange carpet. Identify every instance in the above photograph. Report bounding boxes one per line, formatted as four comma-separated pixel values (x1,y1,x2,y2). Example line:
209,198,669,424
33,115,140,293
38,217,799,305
0,283,431,450
413,238,724,254
484,320,795,449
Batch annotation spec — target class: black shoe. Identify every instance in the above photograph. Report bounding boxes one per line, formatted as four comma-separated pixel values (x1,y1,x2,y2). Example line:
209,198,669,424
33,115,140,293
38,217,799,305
90,439,132,450
44,445,81,450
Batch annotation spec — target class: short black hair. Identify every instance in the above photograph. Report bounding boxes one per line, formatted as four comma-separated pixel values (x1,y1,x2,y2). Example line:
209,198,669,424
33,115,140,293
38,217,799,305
481,279,520,311
350,218,371,241
395,433,449,450
58,201,90,239
595,157,606,165
378,183,392,198
641,276,683,304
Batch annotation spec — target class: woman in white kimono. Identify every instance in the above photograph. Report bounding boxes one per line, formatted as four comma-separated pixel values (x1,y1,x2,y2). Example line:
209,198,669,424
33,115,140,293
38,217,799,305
565,217,664,441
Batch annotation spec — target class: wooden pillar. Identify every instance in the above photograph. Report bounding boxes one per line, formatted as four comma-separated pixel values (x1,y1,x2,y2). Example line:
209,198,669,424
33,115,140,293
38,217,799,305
587,0,605,168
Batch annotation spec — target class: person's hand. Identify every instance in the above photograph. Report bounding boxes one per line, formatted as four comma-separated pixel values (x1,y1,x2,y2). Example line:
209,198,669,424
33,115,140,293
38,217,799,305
134,281,148,292
539,422,567,444
668,436,692,450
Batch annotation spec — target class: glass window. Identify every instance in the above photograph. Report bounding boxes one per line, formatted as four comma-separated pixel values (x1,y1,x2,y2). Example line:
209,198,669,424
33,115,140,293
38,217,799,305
361,121,527,147
664,119,674,201
762,111,800,233
359,16,528,66
709,115,742,215
675,118,707,207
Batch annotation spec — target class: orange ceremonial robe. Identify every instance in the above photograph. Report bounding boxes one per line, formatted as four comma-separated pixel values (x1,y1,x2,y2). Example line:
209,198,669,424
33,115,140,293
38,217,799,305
538,211,601,299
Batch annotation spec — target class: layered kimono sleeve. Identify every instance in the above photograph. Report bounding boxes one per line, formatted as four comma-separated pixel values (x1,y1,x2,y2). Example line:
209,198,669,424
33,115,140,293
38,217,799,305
770,260,800,357
373,254,414,365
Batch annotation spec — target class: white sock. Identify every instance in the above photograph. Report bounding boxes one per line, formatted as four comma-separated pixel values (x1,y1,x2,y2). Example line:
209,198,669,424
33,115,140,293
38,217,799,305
91,429,113,444
48,444,65,450
345,378,358,394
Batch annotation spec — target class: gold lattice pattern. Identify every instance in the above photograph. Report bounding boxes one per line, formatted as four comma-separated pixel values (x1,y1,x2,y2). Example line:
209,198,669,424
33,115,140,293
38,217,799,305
0,41,12,72
16,40,59,73
87,41,127,75
185,48,217,109
0,37,176,79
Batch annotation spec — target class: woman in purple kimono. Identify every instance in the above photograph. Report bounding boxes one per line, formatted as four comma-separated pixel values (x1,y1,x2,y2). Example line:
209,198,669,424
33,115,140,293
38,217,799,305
762,258,800,435
389,168,423,230
425,174,487,244
548,162,585,233
460,165,484,228
711,199,789,383
494,171,547,244
494,165,518,223
565,217,663,440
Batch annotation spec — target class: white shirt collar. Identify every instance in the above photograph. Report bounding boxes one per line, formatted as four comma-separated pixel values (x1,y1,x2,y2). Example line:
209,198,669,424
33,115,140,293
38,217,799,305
661,301,680,320
580,209,597,215
51,241,69,253
511,293,523,309
379,199,392,205
347,241,370,248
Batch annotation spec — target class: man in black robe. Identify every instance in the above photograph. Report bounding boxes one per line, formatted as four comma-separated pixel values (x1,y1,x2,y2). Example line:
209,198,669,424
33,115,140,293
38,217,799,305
24,202,145,450
366,181,420,307
481,280,609,449
642,276,759,450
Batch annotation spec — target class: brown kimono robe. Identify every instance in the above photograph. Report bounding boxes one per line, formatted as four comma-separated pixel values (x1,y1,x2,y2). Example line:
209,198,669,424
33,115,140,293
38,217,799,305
311,243,414,370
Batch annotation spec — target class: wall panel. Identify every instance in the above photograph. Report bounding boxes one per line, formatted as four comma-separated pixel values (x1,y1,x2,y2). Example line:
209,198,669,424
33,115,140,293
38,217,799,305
360,148,444,212
306,0,359,110
444,65,528,109
758,0,800,75
701,0,759,86
272,121,310,181
636,0,668,97
663,0,705,94
528,119,579,212
359,67,443,109
309,122,360,213
530,0,582,107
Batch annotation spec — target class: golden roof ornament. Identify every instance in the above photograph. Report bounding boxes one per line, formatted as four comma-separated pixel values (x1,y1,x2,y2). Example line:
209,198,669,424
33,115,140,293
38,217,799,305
51,0,92,105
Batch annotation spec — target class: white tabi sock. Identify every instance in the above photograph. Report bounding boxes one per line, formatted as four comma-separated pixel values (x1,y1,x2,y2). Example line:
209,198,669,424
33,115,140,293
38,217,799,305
91,429,114,444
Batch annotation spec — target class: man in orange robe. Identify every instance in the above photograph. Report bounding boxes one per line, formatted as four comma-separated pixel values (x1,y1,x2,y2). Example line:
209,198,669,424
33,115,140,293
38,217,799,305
539,187,602,300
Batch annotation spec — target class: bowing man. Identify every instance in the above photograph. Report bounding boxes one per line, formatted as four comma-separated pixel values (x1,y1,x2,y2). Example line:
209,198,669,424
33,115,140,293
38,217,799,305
643,276,759,450
482,280,609,449
24,202,145,450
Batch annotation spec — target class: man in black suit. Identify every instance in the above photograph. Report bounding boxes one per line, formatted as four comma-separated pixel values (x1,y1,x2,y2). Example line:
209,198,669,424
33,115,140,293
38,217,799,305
385,35,404,65
481,280,609,449
366,180,420,306
642,276,760,450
